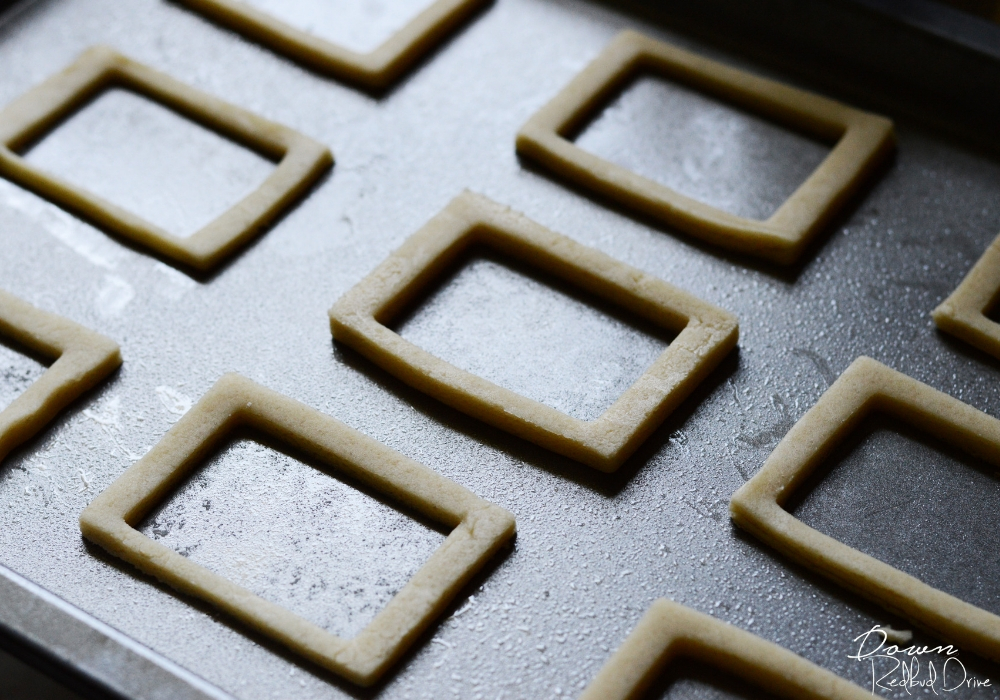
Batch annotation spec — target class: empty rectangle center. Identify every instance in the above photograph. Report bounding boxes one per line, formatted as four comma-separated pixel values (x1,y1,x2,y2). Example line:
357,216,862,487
241,0,435,53
393,252,671,421
22,88,276,239
137,437,447,639
790,416,1000,617
574,75,831,221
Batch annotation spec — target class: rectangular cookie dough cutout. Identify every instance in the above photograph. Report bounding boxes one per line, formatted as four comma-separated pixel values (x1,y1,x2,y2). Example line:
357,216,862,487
79,373,516,687
0,288,121,464
177,0,488,90
932,231,1000,360
580,599,870,700
516,30,896,265
0,46,333,274
329,191,738,472
731,356,1000,663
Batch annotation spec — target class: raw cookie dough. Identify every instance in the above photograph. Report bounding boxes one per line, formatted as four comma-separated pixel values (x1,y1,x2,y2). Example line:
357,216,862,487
329,191,738,472
177,0,488,90
932,231,1000,360
580,599,870,700
516,30,896,265
731,356,1000,663
0,45,332,273
0,289,121,464
79,373,516,687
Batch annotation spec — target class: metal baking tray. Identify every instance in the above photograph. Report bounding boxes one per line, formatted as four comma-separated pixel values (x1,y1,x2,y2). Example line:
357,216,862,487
2,0,1000,698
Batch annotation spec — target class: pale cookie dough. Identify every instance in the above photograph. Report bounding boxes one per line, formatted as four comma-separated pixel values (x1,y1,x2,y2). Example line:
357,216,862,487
0,45,332,273
516,30,896,265
0,289,121,464
177,0,488,90
580,599,870,700
932,231,1000,360
329,191,738,472
731,356,1000,663
79,373,516,687
879,626,913,645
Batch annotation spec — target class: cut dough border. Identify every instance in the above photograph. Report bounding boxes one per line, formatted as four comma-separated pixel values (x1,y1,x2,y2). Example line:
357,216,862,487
79,373,516,687
932,231,1000,360
516,30,896,265
0,45,333,273
0,289,121,464
177,0,488,90
731,356,1000,662
580,599,869,700
329,191,738,472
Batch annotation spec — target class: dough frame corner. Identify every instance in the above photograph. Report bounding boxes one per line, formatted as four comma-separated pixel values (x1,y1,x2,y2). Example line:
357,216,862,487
0,288,121,464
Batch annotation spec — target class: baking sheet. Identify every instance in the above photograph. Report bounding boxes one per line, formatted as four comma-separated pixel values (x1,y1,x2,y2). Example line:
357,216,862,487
0,562,230,700
1,0,1000,698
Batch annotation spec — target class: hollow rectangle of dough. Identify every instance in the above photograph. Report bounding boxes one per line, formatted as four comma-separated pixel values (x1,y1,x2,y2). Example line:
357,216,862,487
731,356,1000,663
516,30,895,265
329,191,738,472
0,45,333,273
79,373,516,687
580,599,869,700
0,288,121,464
932,231,1000,360
177,0,488,90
